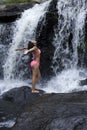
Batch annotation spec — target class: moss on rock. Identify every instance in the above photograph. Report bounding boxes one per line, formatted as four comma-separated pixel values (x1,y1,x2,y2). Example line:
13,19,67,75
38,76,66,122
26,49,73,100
0,0,35,5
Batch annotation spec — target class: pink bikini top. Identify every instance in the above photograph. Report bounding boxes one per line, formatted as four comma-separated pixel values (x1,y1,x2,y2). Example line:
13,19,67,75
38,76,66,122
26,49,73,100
33,49,41,59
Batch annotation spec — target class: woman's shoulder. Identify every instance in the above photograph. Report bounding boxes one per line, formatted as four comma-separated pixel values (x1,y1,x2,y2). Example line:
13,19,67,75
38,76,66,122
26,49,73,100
33,46,37,50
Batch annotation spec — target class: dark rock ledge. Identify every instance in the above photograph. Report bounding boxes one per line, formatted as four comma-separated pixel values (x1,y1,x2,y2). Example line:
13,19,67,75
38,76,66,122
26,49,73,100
0,1,40,23
0,86,87,130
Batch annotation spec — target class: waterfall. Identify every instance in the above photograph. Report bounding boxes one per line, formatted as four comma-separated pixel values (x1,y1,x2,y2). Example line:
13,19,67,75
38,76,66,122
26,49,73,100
0,0,87,94
44,0,87,93
0,0,51,94
0,23,13,79
52,0,87,73
3,0,51,81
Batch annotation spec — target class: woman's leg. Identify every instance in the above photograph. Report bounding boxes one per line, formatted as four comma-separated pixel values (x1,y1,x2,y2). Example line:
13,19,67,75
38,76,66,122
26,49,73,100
35,68,41,84
32,66,39,93
38,68,41,79
34,68,41,90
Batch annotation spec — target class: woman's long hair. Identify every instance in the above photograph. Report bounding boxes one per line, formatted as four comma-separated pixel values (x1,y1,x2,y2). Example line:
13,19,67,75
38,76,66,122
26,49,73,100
27,41,34,50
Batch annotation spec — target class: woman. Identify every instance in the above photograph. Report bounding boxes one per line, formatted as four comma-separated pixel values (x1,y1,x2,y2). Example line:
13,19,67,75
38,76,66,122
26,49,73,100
16,40,41,93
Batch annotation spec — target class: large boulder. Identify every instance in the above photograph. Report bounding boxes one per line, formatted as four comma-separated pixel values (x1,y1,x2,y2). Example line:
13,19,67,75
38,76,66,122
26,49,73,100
0,0,50,23
0,2,39,23
79,78,87,86
0,86,87,130
0,86,40,129
11,90,87,130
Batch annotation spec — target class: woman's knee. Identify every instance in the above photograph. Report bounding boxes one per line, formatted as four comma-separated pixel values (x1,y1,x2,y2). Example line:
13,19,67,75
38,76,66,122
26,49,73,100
37,70,41,79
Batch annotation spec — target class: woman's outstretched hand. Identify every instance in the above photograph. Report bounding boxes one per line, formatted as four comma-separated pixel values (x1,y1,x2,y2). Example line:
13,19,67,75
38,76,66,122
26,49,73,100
23,49,29,55
15,49,19,51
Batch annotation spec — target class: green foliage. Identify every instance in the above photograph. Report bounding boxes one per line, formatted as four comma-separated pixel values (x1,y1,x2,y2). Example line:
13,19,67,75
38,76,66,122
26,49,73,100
0,0,35,5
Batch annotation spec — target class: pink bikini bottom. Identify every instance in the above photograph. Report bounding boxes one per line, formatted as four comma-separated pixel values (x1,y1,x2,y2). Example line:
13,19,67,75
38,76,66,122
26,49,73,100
30,60,40,67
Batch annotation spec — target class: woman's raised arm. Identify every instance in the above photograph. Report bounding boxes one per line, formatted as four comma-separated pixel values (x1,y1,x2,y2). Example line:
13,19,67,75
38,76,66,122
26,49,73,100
15,47,27,51
23,46,37,55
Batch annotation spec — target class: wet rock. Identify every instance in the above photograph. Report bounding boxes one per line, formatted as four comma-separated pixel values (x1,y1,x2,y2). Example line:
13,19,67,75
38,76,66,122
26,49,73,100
1,86,87,130
79,78,87,86
11,91,87,130
36,0,58,78
0,0,49,23
0,86,40,129
78,14,87,68
46,116,87,130
2,86,40,104
0,2,39,23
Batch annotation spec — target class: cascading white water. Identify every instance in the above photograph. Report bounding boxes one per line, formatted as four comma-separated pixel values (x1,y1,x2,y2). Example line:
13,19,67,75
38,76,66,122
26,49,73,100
4,0,51,81
0,0,87,94
44,0,87,93
52,0,87,72
0,0,52,95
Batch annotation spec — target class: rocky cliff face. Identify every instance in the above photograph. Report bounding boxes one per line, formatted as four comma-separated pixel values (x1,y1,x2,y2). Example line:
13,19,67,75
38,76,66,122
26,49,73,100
0,0,48,23
36,0,58,77
77,14,87,68
0,3,36,23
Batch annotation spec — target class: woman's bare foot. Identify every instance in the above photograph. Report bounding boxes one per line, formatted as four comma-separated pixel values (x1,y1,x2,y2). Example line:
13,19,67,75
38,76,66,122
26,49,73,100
35,88,40,91
32,89,39,93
